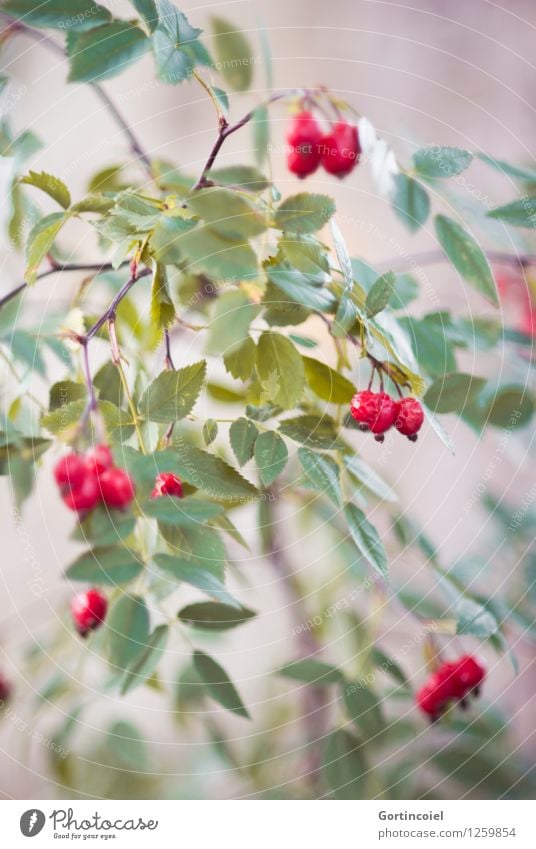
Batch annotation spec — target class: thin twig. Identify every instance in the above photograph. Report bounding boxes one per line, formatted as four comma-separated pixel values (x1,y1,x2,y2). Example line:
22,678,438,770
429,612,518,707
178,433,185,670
0,261,130,311
377,248,536,274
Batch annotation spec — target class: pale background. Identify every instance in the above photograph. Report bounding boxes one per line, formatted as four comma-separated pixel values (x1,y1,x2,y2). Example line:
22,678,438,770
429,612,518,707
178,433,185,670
0,0,535,798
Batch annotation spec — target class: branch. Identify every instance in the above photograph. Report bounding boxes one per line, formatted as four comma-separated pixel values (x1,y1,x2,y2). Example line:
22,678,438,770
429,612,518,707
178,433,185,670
0,13,152,176
0,261,130,311
378,248,536,274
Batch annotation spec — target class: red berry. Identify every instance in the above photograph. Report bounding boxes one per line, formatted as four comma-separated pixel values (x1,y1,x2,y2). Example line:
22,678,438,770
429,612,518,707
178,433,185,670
320,121,361,177
98,467,135,509
350,391,397,441
53,453,87,490
286,110,323,178
71,588,108,637
62,473,100,512
85,443,114,476
0,673,11,705
394,397,424,441
453,655,485,694
416,667,455,720
151,472,183,499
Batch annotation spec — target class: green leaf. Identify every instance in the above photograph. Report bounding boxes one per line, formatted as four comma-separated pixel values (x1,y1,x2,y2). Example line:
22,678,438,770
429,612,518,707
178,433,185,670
254,431,288,487
210,165,269,191
193,650,250,718
150,263,175,331
20,170,71,209
188,187,267,239
74,506,136,548
343,683,385,738
302,357,355,404
344,502,388,578
41,399,134,443
298,448,341,506
143,495,224,525
138,360,206,422
178,602,255,631
423,372,487,414
203,418,218,445
67,22,150,83
391,173,430,232
398,314,457,378
94,362,123,406
210,17,254,91
252,104,270,167
323,729,366,800
274,193,336,234
65,547,143,586
177,222,259,280
107,720,149,770
342,455,397,503
267,262,337,312
1,0,111,30
206,290,257,356
48,380,86,412
256,331,305,409
487,196,536,228
107,595,150,670
279,414,344,451
413,146,473,179
365,272,396,318
478,153,536,184
121,625,169,694
486,386,535,429
223,336,256,381
25,212,69,285
130,1,159,32
154,554,237,606
455,598,499,637
278,658,344,685
434,214,499,306
229,417,259,466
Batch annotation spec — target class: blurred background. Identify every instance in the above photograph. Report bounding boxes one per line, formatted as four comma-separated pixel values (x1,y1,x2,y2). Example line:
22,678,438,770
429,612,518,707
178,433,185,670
0,0,535,799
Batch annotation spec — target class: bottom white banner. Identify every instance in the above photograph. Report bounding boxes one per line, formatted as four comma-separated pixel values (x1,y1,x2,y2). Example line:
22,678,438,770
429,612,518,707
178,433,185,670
0,799,533,847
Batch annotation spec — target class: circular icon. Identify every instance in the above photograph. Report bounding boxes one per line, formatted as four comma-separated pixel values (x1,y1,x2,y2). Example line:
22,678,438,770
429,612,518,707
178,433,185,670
20,810,46,837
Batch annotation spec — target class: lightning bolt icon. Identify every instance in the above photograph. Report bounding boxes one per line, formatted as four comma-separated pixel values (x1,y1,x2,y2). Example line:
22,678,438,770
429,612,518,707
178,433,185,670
28,811,37,833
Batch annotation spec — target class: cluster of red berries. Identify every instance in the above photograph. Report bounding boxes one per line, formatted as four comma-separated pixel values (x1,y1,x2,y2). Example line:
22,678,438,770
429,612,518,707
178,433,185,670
416,656,486,722
0,673,11,705
287,110,361,179
350,391,424,443
53,444,135,512
69,472,183,636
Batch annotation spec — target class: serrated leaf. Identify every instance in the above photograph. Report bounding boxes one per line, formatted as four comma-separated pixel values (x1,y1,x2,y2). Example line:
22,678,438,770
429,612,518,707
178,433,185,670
188,187,267,239
413,146,473,179
391,173,430,232
150,263,175,331
274,193,335,234
331,219,360,335
211,17,254,91
423,372,487,414
203,418,218,445
279,414,344,450
41,399,134,443
344,502,388,578
487,196,536,228
178,602,255,630
65,547,143,586
107,594,150,670
302,357,355,404
223,336,256,381
254,431,288,487
256,331,304,409
278,658,344,685
229,418,259,466
20,170,71,209
323,729,366,799
25,212,69,285
121,625,168,694
138,360,206,422
298,447,341,506
130,0,159,32
48,380,86,412
154,554,237,606
267,262,337,312
342,454,397,502
435,214,499,306
210,164,269,191
143,495,224,525
193,650,250,718
67,22,150,83
2,0,111,30
365,272,395,317
206,290,257,356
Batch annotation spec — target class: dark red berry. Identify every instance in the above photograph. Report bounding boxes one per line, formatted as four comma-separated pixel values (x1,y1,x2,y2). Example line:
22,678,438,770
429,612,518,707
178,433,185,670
98,467,135,508
62,473,100,512
151,472,183,499
350,390,397,441
53,453,87,490
85,443,114,475
350,389,376,430
394,397,424,441
320,121,361,177
71,588,108,637
286,110,323,178
453,655,485,693
0,673,11,705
